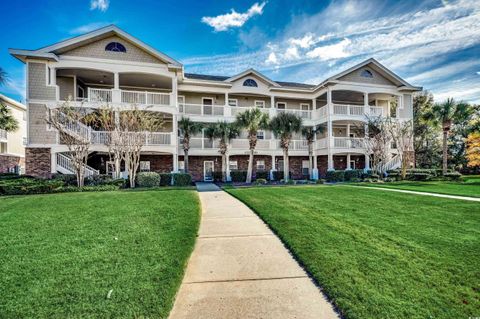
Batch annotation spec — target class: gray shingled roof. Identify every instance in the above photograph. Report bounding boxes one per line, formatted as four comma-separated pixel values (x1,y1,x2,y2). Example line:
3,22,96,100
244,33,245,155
184,73,315,89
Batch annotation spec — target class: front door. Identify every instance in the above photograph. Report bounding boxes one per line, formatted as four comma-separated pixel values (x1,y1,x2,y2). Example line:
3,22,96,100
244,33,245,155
204,161,214,181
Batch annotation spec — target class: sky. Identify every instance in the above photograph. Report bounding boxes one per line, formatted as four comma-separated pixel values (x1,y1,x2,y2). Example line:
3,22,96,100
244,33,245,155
1,0,479,103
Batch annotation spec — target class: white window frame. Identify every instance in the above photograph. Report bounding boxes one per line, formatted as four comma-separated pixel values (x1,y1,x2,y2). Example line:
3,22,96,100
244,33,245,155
256,160,266,170
350,160,356,169
254,100,265,108
256,130,265,140
202,97,214,105
276,102,287,109
179,160,185,172
140,161,151,172
302,160,310,176
277,160,284,171
228,99,238,107
300,103,310,110
229,160,238,170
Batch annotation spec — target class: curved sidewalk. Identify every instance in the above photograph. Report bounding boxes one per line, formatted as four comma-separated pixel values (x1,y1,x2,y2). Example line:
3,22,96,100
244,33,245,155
169,183,339,319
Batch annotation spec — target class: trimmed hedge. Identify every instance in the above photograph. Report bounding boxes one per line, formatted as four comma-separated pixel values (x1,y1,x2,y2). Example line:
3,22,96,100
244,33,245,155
255,170,269,180
172,173,192,186
443,172,462,181
0,177,64,195
344,169,363,181
231,170,247,183
159,173,172,186
213,171,223,182
326,170,345,182
137,172,160,187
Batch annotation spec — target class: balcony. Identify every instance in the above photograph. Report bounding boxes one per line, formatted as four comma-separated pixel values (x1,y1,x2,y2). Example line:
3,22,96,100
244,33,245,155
91,131,172,145
185,138,308,151
179,104,312,119
316,137,365,150
85,88,172,106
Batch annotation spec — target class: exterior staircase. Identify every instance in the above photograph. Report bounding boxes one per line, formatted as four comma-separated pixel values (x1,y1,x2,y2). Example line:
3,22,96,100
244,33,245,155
56,153,99,177
374,154,402,173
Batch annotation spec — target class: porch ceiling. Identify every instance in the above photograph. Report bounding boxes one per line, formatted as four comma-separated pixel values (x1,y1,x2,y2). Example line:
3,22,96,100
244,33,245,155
119,73,172,90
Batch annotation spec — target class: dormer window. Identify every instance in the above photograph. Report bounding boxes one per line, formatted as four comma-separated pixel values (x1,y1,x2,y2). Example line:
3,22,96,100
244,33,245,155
243,79,258,87
361,70,373,78
105,42,127,53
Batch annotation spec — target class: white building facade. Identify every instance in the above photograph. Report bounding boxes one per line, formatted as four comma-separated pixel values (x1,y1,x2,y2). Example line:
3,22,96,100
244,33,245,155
10,25,421,181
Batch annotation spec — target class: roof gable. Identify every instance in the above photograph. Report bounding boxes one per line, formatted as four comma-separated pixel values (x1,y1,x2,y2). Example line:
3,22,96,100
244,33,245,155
33,25,182,67
225,69,280,87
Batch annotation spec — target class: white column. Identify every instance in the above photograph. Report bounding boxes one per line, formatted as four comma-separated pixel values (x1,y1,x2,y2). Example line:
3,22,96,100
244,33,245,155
364,92,369,114
346,153,351,170
327,118,334,171
270,154,276,180
328,153,334,171
50,67,59,101
327,88,333,115
172,114,179,173
365,154,370,170
50,149,56,174
171,76,178,108
224,92,231,117
270,95,276,117
112,72,120,103
226,153,231,182
114,73,119,89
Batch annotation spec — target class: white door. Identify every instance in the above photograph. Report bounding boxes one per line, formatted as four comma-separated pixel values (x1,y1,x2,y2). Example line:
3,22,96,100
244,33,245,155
204,161,214,181
202,98,213,115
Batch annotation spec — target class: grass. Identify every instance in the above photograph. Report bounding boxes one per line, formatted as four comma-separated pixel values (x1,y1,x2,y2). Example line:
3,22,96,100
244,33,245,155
0,189,200,318
360,175,480,198
227,185,480,319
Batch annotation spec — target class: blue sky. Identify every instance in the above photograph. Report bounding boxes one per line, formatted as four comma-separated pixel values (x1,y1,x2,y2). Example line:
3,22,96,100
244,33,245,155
1,0,479,103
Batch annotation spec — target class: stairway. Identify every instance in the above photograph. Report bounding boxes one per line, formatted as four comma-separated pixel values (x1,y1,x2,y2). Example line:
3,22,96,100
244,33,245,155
374,154,401,173
56,153,99,177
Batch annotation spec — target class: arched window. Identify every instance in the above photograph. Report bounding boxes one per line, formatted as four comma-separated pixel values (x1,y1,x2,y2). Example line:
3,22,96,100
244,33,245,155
361,69,373,78
105,42,127,53
243,79,258,87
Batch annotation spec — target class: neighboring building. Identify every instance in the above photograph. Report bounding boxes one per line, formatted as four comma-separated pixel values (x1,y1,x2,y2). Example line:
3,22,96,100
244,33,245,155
0,94,27,173
9,25,421,181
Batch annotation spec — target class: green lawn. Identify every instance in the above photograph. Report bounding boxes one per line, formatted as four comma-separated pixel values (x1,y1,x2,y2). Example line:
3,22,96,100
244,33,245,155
0,189,200,318
227,186,480,319
360,175,480,198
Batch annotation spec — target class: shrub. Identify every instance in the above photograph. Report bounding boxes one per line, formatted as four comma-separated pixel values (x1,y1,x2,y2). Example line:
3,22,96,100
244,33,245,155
255,170,269,180
285,179,295,185
316,179,325,184
52,174,77,185
159,173,172,186
384,177,396,183
0,172,21,180
0,178,64,196
326,170,345,182
136,172,160,187
272,171,293,181
58,184,119,193
361,169,372,179
408,172,432,181
254,178,267,185
212,171,223,182
85,174,114,186
443,172,462,181
344,169,363,181
231,170,247,183
173,173,192,186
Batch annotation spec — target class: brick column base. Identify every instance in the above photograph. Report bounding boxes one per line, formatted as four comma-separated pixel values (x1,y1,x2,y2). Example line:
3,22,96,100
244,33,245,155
26,148,52,178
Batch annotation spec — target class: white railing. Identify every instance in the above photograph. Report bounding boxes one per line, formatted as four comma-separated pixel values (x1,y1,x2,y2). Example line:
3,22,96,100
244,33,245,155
91,131,172,145
333,137,365,149
230,139,271,150
333,104,364,116
277,108,311,119
54,109,91,141
376,154,401,173
316,138,327,149
179,103,225,116
121,90,171,106
312,105,328,120
369,107,384,117
230,106,269,117
0,129,7,140
88,88,112,103
277,139,308,151
56,153,99,177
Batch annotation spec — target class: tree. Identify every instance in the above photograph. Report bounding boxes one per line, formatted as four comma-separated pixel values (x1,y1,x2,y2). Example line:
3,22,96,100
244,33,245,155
425,98,473,174
235,108,269,183
387,118,414,179
120,108,163,188
0,102,19,132
413,91,442,168
362,116,392,175
466,132,480,168
205,121,240,182
178,117,203,173
0,67,7,86
301,125,324,179
46,103,93,187
269,112,302,182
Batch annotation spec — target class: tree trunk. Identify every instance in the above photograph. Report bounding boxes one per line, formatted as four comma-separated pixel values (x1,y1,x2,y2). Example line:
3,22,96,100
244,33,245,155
246,149,254,183
221,153,226,182
184,149,189,173
442,129,448,175
308,142,313,179
401,152,407,180
283,148,289,182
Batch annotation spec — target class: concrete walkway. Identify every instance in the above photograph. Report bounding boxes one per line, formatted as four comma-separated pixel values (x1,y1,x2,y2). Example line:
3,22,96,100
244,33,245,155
351,185,480,202
169,184,339,319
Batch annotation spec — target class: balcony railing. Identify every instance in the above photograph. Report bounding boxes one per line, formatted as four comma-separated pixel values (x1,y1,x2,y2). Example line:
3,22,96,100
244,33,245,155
333,104,364,116
88,88,112,103
0,129,7,141
277,108,311,119
230,106,269,117
179,103,225,116
185,138,308,151
91,131,172,145
121,90,171,105
334,137,365,148
369,107,383,117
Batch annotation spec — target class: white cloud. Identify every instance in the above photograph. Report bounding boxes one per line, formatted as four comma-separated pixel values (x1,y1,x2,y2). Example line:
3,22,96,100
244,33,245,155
69,22,112,35
406,59,480,84
284,46,300,60
90,0,109,12
477,71,480,75
265,52,278,65
306,38,351,61
201,2,266,32
288,34,315,49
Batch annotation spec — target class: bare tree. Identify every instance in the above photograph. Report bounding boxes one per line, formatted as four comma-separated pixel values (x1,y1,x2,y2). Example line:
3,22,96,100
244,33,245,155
387,118,414,179
46,103,93,187
361,116,393,175
119,107,163,188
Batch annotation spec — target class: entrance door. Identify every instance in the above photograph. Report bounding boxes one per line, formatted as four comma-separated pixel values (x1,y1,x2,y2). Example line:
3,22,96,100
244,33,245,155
203,98,213,115
204,161,214,181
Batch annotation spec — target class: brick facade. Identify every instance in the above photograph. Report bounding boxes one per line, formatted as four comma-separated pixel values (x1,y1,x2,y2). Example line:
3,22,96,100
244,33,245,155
0,155,24,173
25,148,51,178
180,155,221,182
316,155,366,178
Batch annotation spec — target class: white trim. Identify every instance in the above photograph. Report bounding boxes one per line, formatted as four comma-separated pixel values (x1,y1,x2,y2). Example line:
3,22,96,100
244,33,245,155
254,100,265,108
228,98,238,107
300,103,310,110
203,160,214,182
276,102,287,109
225,69,280,87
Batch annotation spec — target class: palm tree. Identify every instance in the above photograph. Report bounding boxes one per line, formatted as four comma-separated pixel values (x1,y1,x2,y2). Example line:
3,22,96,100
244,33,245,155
426,98,472,174
0,102,19,132
269,112,303,182
205,121,240,181
0,67,7,86
178,117,203,173
235,108,269,183
301,125,324,179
